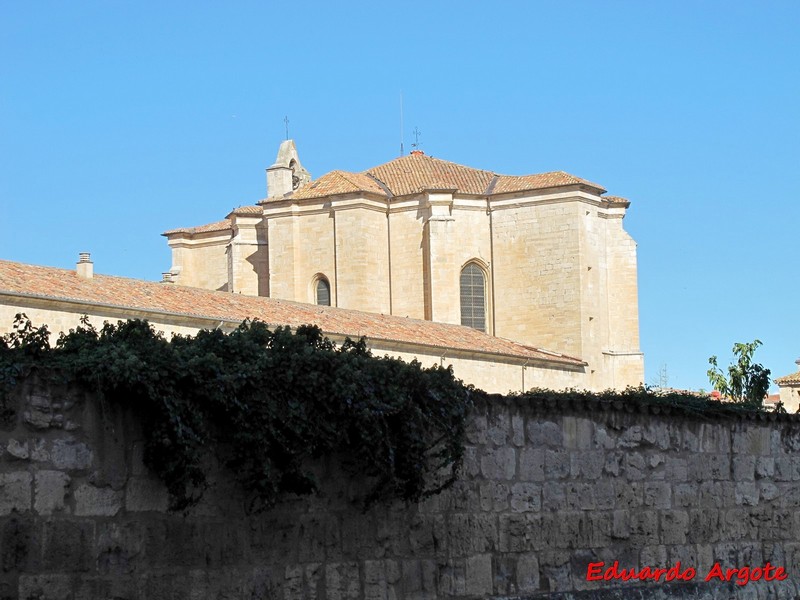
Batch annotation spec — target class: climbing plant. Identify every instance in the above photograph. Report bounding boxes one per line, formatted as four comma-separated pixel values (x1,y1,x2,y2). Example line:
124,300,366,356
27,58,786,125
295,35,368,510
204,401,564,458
0,314,473,512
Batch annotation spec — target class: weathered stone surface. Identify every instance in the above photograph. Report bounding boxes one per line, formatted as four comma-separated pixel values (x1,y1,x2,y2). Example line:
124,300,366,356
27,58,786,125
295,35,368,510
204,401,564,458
5,385,800,599
34,470,70,515
0,472,31,514
464,554,492,595
480,447,516,480
51,439,93,470
6,439,29,460
74,483,122,517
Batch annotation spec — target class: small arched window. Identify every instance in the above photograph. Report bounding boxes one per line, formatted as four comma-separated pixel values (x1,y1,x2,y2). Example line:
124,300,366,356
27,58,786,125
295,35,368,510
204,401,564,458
460,263,486,332
315,278,331,306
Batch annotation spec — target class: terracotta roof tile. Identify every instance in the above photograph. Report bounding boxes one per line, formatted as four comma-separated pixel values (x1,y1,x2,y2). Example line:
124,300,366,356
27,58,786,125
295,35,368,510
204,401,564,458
162,219,231,236
365,153,495,196
229,205,263,216
492,172,606,195
290,171,387,200
0,260,584,368
776,371,800,385
601,195,630,204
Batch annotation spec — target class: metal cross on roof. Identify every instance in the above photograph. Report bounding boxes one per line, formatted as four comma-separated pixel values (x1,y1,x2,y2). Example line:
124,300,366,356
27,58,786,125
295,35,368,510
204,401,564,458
412,127,421,149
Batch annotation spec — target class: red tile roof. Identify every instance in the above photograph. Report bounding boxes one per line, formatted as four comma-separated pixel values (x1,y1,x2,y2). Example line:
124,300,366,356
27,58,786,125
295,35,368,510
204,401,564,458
163,219,231,236
0,260,585,368
492,172,605,195
776,371,800,385
290,170,387,200
365,153,495,196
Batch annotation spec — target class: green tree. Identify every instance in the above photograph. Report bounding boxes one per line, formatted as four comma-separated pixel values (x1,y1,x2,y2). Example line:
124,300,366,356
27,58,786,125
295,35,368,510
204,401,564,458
707,340,771,406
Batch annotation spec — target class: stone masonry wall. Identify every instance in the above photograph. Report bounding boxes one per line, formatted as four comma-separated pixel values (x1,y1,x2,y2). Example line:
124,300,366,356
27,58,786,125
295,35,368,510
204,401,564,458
2,379,800,599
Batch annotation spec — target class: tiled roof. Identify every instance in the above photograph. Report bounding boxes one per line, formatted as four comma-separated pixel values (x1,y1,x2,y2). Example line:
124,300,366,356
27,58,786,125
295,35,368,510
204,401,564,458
776,371,800,385
601,195,630,204
163,219,231,236
492,172,606,195
365,153,495,196
229,205,263,216
291,171,388,200
362,153,606,197
0,260,585,367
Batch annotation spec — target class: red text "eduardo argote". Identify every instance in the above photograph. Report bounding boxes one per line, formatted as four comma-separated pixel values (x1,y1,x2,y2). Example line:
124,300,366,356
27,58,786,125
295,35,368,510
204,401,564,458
586,561,788,586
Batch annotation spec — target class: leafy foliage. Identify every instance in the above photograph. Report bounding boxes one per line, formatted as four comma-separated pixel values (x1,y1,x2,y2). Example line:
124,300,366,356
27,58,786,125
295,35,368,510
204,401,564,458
707,340,771,407
0,314,472,512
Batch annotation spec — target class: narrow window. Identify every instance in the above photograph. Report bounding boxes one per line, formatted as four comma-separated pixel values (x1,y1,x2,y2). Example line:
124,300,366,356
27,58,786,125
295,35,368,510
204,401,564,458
460,263,486,332
316,278,331,306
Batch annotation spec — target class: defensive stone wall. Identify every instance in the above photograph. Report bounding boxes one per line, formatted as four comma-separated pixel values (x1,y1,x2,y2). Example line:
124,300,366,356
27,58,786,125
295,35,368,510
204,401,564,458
2,379,800,599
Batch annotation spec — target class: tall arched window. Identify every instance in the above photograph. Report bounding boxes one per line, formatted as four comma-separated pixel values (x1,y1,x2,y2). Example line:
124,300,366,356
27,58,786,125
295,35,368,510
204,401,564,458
315,278,331,306
460,263,486,332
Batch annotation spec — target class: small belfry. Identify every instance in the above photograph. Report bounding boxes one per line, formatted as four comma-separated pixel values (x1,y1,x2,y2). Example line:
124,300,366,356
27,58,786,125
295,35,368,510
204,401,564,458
265,139,311,198
162,139,645,391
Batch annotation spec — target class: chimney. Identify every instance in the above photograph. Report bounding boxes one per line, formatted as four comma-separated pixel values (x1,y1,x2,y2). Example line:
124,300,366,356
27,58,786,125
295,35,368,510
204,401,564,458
161,272,174,283
76,252,93,279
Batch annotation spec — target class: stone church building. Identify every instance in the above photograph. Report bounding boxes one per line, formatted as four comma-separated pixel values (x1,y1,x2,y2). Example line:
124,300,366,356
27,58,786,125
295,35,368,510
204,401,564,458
162,141,644,391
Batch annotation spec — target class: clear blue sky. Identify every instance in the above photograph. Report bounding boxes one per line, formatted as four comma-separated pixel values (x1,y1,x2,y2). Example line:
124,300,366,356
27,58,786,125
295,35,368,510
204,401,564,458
1,1,798,391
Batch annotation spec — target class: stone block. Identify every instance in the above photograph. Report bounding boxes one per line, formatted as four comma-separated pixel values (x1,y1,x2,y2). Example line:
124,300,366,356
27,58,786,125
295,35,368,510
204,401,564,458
498,514,539,553
6,438,29,460
511,414,525,447
465,554,492,596
732,427,770,455
510,482,541,512
613,481,642,509
30,438,50,462
518,447,544,481
755,457,774,479
733,455,755,481
478,481,509,512
19,574,73,600
34,470,70,514
593,479,615,510
570,451,604,479
617,424,642,448
643,481,671,509
672,482,698,508
623,451,645,480
664,457,687,481
661,510,689,545
526,420,562,447
480,447,516,480
125,477,168,512
486,411,510,446
42,519,94,571
687,508,720,544
735,482,759,506
759,481,780,501
2,515,38,572
564,482,595,510
0,471,31,514
74,483,122,516
465,415,487,445
96,521,145,575
325,562,360,600
51,439,93,470
544,449,569,479
363,560,387,600
542,482,565,511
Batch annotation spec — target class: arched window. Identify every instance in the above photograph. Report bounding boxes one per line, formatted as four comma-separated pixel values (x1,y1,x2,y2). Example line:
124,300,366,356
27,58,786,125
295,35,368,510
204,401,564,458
460,263,486,332
315,278,331,306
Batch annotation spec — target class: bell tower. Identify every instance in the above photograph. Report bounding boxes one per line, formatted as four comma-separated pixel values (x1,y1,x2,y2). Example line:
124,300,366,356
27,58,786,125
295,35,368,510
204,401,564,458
266,140,311,198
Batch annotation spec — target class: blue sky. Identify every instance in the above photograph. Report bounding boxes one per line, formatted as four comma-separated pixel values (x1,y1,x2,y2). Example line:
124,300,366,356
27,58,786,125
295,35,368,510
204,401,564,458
1,1,798,391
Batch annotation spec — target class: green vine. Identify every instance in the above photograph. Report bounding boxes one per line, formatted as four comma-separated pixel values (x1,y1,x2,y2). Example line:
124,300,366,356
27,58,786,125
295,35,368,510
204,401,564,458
0,314,473,512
